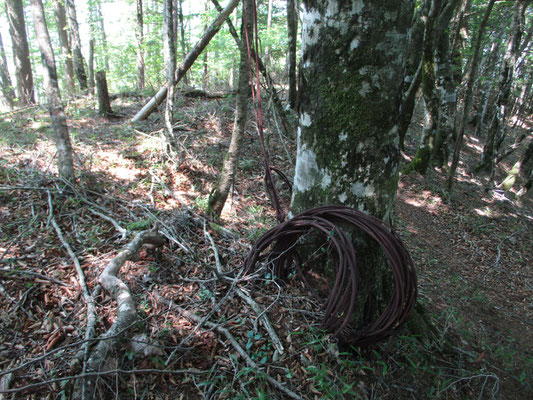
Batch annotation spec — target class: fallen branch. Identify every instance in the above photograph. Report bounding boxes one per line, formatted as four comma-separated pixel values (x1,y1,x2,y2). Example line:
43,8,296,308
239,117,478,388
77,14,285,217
87,208,127,240
83,229,165,399
0,368,207,395
235,288,284,355
0,267,69,287
48,191,98,399
48,192,97,366
131,0,240,122
156,293,302,400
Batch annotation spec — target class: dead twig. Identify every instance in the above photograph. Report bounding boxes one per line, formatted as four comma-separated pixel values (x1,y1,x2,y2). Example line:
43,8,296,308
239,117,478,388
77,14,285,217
0,368,208,395
0,267,70,287
0,280,32,318
87,208,127,240
235,288,284,355
47,191,98,398
156,293,302,400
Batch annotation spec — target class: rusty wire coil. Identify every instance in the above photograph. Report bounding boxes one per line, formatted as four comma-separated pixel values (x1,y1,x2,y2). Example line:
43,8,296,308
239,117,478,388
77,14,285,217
244,205,417,347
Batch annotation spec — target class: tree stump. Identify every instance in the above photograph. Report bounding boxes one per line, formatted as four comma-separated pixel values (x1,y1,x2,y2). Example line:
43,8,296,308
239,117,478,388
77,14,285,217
96,70,112,116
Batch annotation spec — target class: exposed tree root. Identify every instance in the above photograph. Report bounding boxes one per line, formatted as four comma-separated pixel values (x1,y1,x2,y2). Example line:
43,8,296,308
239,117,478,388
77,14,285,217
82,229,165,399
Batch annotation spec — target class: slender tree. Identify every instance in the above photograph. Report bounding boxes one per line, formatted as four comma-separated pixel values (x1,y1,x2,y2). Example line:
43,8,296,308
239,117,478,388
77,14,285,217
95,0,109,71
202,0,210,89
207,0,253,218
30,0,74,181
6,0,35,104
136,0,145,90
478,0,527,175
447,0,496,190
163,0,176,151
0,32,15,109
177,0,188,85
405,0,460,174
287,0,298,109
54,0,75,94
291,0,412,324
65,0,88,91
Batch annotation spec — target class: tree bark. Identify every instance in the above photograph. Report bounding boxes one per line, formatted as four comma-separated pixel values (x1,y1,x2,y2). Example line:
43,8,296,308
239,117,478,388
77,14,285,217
406,0,441,175
131,0,240,123
202,0,210,90
65,0,88,92
95,0,109,71
136,0,145,90
207,0,252,218
54,0,75,95
287,0,298,109
30,0,74,181
96,70,112,116
163,0,176,150
0,32,15,109
6,0,35,104
479,0,527,174
177,0,189,86
447,0,496,190
291,0,412,325
88,39,95,95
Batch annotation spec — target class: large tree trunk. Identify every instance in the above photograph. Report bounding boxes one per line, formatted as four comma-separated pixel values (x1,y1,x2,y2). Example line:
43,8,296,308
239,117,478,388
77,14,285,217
0,32,15,109
53,0,75,95
30,0,74,181
131,0,240,123
291,0,412,325
136,0,145,90
287,0,298,109
6,0,35,105
207,0,252,218
65,0,88,92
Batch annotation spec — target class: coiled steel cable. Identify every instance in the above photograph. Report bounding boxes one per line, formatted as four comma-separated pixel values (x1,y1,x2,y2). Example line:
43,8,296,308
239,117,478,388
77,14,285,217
244,205,417,347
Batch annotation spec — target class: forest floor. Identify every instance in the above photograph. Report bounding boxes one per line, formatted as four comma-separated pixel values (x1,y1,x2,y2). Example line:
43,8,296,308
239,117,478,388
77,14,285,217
0,92,531,400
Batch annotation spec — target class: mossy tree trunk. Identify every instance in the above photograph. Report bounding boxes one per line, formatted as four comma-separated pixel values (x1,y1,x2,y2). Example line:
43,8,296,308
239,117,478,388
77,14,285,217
30,0,74,182
207,0,252,219
405,0,440,175
478,0,528,176
291,0,412,326
447,0,496,191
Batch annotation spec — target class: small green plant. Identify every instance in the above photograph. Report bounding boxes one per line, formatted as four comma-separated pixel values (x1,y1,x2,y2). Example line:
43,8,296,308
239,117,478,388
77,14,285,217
126,219,152,230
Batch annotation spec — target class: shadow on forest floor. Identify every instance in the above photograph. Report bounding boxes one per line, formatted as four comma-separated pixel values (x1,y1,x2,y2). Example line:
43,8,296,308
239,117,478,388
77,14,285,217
0,94,531,399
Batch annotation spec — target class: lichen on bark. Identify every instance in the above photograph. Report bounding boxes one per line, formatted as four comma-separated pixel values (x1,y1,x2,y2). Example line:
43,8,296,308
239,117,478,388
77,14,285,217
291,0,413,329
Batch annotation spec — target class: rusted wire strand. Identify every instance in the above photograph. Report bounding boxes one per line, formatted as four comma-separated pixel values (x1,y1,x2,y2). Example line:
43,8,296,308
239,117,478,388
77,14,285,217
244,205,417,347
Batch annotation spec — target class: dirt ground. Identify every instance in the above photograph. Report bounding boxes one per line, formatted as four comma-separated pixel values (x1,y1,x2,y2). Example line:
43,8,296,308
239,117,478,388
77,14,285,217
0,94,531,399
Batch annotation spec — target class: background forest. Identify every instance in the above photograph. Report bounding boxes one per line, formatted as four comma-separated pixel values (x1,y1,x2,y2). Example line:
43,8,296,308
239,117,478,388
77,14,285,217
0,0,532,399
